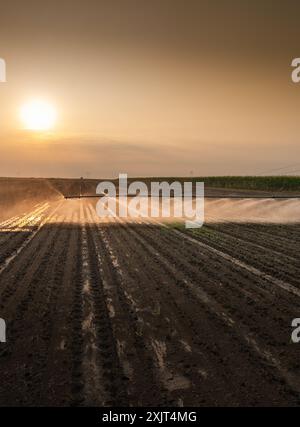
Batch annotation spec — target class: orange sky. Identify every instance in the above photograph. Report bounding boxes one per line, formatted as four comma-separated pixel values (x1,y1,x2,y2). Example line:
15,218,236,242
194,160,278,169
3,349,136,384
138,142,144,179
1,0,300,178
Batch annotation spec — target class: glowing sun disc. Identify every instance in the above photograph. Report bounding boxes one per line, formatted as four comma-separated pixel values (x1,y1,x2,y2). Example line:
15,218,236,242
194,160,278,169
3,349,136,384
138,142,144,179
20,100,56,130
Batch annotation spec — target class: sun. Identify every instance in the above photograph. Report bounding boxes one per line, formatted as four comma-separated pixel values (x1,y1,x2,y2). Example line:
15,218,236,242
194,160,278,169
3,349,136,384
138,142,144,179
20,100,56,131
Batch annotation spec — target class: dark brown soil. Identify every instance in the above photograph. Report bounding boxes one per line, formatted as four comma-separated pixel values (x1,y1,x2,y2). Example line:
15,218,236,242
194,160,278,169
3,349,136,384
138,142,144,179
0,195,299,406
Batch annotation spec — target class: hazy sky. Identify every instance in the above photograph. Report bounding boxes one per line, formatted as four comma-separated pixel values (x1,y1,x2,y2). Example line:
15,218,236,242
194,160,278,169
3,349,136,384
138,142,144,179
1,0,300,178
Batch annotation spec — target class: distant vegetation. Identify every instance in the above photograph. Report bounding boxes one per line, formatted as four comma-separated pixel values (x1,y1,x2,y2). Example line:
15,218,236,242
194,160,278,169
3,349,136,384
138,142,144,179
132,176,300,192
193,176,300,192
50,175,300,193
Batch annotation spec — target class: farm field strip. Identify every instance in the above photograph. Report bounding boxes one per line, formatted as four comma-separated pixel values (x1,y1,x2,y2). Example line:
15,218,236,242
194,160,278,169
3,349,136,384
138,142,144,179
109,201,300,298
123,205,300,299
203,216,299,262
87,204,281,405
0,205,47,229
0,212,78,405
102,197,300,322
172,227,300,298
0,203,49,233
86,204,196,405
0,198,299,406
182,224,300,288
0,201,62,276
205,209,300,244
206,216,300,233
79,202,112,406
113,209,299,340
91,202,300,403
204,221,300,263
